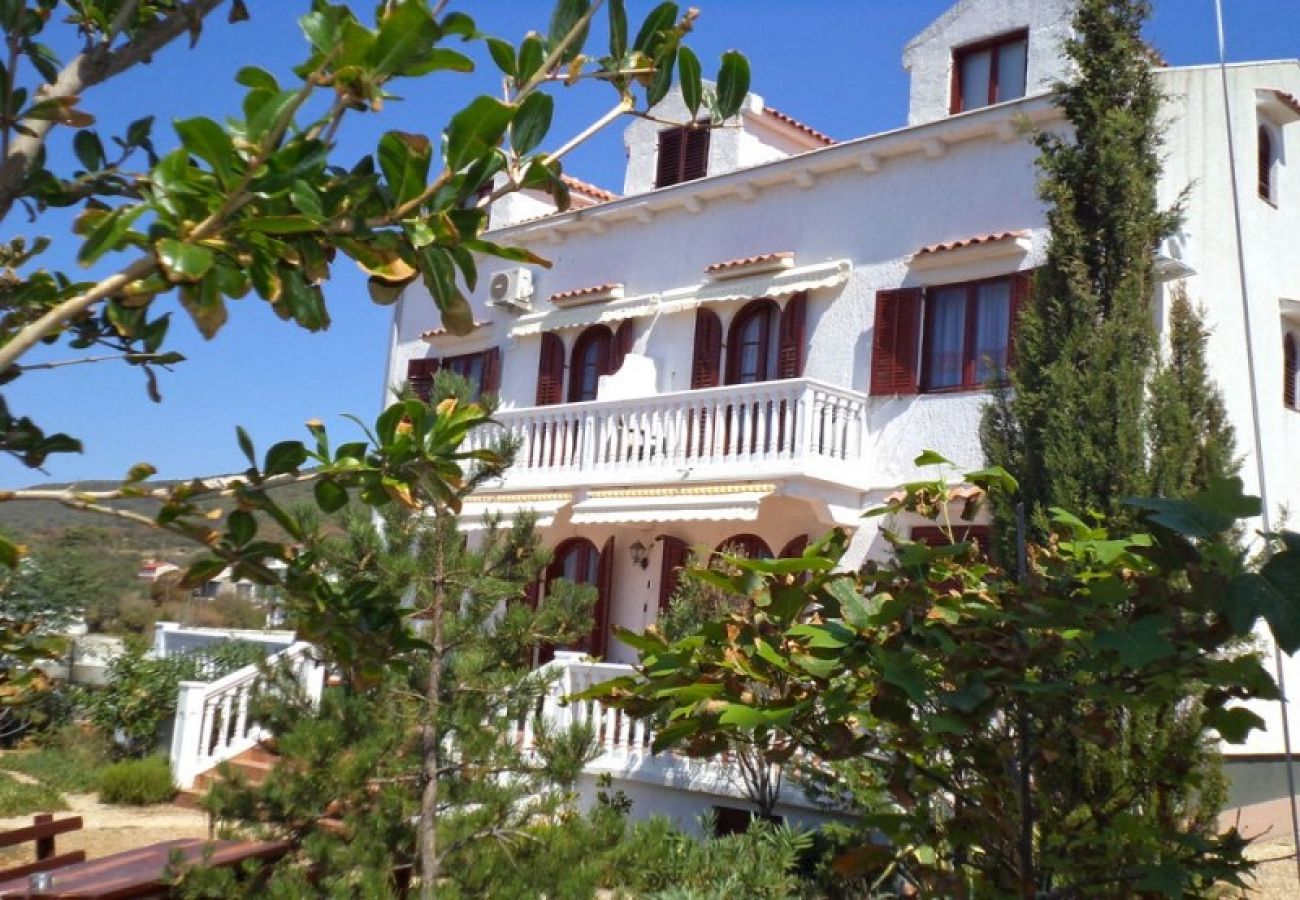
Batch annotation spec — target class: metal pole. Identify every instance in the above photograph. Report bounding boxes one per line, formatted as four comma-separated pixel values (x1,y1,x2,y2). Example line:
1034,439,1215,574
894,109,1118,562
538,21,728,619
1212,0,1300,878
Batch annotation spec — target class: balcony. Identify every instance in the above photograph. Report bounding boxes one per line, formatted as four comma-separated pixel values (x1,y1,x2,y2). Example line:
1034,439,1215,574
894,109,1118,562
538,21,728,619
464,379,870,493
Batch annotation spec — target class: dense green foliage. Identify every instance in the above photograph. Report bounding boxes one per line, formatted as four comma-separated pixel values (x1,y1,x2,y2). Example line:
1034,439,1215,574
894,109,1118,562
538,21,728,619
97,754,175,805
0,526,141,632
88,640,267,757
0,727,112,793
587,458,1300,896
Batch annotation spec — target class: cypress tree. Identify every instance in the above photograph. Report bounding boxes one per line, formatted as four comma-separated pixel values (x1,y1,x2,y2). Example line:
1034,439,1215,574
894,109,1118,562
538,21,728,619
981,0,1179,531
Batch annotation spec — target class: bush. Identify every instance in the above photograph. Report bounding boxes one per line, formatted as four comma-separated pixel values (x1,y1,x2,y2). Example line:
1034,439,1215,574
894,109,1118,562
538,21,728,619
98,756,175,805
0,725,112,794
0,772,67,817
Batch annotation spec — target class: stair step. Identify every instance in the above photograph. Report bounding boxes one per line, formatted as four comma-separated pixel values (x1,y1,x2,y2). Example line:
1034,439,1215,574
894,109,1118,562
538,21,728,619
175,743,281,809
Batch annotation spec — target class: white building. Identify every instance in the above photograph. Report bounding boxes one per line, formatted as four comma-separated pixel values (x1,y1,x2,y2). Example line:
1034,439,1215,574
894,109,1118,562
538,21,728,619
383,0,1300,821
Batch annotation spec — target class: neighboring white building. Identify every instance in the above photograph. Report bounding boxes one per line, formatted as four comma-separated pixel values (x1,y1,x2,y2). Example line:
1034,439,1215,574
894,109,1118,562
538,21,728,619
384,0,1300,818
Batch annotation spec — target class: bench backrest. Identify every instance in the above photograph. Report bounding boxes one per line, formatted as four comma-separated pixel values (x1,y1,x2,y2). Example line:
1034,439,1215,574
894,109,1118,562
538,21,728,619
0,813,86,882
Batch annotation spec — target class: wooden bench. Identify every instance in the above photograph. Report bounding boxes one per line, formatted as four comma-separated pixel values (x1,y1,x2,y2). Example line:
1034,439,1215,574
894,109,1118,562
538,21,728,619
0,814,85,883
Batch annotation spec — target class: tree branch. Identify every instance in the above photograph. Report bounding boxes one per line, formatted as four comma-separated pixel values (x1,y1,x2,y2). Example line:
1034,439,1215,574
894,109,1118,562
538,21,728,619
0,0,226,222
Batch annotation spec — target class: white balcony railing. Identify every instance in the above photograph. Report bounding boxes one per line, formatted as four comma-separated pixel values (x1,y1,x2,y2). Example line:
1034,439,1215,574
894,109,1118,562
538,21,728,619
465,379,868,490
169,641,325,789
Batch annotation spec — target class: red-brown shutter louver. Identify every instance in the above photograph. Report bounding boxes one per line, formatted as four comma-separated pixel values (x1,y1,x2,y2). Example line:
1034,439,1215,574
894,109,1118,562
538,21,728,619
481,347,501,396
657,535,690,615
777,292,808,379
870,288,923,396
1008,270,1034,371
612,320,636,373
656,126,710,188
592,537,615,659
682,128,710,183
535,332,565,405
407,357,441,402
656,128,684,188
691,308,723,389
1285,334,1297,409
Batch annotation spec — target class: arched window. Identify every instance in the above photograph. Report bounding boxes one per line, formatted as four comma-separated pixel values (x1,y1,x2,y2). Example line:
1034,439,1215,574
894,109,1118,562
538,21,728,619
726,299,780,385
569,325,614,402
715,533,773,560
1285,333,1297,410
551,537,600,587
546,537,613,658
1260,126,1277,203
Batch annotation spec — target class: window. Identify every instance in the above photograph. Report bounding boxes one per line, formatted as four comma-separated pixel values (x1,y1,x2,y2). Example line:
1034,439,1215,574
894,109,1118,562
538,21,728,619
656,125,710,188
406,349,500,402
1260,125,1279,204
1286,333,1297,410
545,537,614,659
951,30,1028,114
569,325,615,402
922,277,1014,391
715,534,773,560
727,299,779,384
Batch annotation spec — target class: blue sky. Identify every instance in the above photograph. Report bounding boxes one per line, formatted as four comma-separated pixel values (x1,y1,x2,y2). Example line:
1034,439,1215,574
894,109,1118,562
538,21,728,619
3,0,1296,486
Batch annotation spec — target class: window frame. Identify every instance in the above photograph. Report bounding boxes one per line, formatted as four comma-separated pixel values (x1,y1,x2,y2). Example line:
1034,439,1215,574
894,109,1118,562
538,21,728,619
440,350,489,399
950,29,1029,115
655,124,711,188
568,325,615,403
725,298,780,385
919,275,1015,393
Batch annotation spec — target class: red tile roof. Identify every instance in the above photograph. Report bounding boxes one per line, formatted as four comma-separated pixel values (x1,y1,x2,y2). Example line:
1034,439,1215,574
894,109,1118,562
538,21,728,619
549,283,623,305
884,484,985,504
561,175,619,203
915,230,1030,257
705,252,794,275
420,322,489,340
761,106,834,146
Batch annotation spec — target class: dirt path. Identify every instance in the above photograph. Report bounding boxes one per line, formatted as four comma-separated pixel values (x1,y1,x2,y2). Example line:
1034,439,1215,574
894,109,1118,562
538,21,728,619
0,793,208,864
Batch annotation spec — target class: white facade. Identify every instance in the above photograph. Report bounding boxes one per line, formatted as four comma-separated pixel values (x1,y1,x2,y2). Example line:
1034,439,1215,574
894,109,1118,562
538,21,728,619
385,0,1300,815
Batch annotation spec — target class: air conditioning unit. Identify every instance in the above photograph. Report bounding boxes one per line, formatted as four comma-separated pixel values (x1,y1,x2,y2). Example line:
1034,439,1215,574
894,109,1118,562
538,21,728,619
487,268,534,312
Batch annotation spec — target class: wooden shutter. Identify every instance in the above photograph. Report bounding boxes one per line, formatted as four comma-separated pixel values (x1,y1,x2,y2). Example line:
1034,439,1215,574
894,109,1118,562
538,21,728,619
682,128,710,182
612,320,636,373
407,357,440,402
521,578,541,611
1260,127,1274,201
535,332,565,405
656,128,685,188
481,347,501,396
1286,334,1297,409
777,292,808,379
592,537,615,659
779,535,809,559
869,288,923,396
691,308,723,389
1008,271,1034,370
657,535,690,614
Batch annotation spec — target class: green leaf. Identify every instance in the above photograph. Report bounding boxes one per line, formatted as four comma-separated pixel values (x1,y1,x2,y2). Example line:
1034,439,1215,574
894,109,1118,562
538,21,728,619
182,558,228,588
1230,561,1300,653
608,0,628,59
913,449,951,468
1126,477,1259,539
226,510,257,546
174,116,236,183
236,66,279,91
517,33,545,83
264,441,308,477
370,0,440,78
718,703,790,729
0,535,20,568
73,129,105,171
1093,616,1175,669
511,92,553,156
155,238,215,283
314,478,349,513
125,116,155,148
633,2,677,53
548,0,591,63
715,50,750,119
1203,705,1267,744
178,278,227,339
444,95,515,173
378,130,432,207
418,246,473,334
246,89,299,142
486,38,517,77
236,426,257,468
677,46,702,117
77,204,145,266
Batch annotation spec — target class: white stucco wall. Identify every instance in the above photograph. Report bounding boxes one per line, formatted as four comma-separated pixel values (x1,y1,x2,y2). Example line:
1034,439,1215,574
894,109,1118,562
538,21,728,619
902,0,1076,126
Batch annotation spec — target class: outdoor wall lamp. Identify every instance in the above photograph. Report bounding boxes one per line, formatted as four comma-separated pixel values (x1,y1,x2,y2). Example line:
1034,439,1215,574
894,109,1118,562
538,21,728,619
629,540,650,569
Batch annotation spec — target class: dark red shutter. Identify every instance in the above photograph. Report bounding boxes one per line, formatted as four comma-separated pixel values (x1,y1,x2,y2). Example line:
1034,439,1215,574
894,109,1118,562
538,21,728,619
870,288,923,396
656,128,685,188
1008,271,1033,371
691,308,723,389
612,320,635,373
521,578,541,610
777,293,808,379
1285,334,1297,410
407,357,440,402
779,535,809,559
535,332,565,405
1260,127,1274,201
682,128,710,182
481,347,501,396
592,537,615,659
657,535,690,615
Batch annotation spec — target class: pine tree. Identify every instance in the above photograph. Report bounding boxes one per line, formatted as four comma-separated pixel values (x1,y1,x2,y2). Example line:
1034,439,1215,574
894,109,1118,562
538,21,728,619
1147,285,1239,496
981,0,1179,531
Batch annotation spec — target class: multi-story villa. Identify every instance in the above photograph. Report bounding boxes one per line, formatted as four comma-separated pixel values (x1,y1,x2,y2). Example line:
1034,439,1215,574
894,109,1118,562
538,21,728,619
378,0,1300,824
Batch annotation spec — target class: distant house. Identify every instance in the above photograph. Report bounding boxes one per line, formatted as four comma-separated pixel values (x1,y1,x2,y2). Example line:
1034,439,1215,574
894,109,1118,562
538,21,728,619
136,559,180,582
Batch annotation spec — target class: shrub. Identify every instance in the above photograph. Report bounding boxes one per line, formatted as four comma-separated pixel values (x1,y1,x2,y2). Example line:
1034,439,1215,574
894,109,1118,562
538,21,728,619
98,756,175,805
0,725,112,794
0,772,67,817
